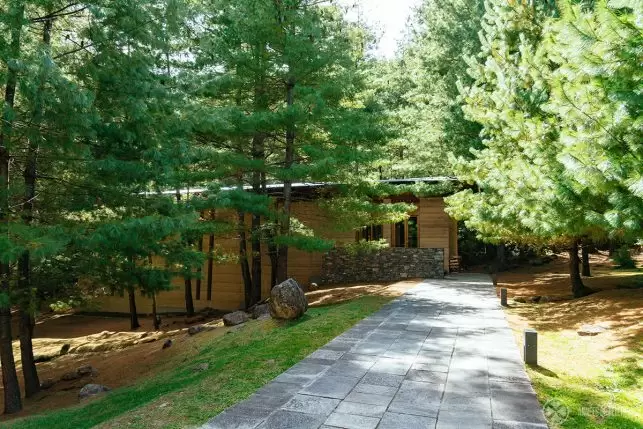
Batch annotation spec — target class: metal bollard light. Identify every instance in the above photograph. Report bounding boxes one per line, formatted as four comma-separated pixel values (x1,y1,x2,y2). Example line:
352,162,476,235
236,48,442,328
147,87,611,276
500,288,508,306
524,329,538,365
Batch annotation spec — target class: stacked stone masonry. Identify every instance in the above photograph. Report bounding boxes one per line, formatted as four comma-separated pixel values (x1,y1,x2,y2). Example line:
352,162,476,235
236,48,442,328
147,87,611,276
320,248,444,284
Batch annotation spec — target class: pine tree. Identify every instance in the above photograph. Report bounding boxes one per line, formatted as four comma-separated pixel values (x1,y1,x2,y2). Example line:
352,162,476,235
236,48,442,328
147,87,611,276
446,0,641,297
374,0,485,178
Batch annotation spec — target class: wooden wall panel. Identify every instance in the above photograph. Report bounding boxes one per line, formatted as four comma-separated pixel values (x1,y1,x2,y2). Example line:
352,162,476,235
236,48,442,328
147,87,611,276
90,197,457,314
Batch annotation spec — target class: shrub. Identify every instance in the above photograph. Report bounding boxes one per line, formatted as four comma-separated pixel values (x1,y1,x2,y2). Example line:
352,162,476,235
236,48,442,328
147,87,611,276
612,246,636,269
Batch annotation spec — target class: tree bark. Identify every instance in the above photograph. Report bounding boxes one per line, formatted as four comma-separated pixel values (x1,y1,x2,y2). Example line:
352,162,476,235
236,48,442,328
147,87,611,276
238,211,252,309
276,77,296,284
152,293,160,330
184,277,194,317
496,243,507,272
250,131,265,304
195,238,202,300
128,287,140,330
569,240,593,298
206,232,214,301
19,310,39,397
16,16,52,400
0,2,26,414
581,242,591,277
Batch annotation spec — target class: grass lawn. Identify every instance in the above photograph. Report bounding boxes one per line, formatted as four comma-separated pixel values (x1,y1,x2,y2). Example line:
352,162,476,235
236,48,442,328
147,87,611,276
6,294,392,429
500,255,643,429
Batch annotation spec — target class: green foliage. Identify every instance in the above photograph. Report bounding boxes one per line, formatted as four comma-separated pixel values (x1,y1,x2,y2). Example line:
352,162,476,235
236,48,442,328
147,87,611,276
446,0,642,251
372,0,485,178
612,247,636,269
343,239,389,256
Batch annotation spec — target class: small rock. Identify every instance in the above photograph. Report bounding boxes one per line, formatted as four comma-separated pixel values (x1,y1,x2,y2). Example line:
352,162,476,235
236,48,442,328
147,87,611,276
61,371,81,381
193,363,209,372
79,383,110,400
251,304,270,320
40,378,56,390
578,324,607,336
188,325,205,335
162,339,173,349
513,297,527,303
269,278,308,320
159,402,170,408
223,311,249,326
77,365,96,377
309,282,319,291
60,343,71,355
529,296,542,304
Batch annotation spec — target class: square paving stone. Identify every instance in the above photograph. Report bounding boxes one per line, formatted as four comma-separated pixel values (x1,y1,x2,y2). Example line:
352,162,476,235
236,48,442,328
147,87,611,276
388,390,441,417
335,401,387,418
204,412,266,429
440,393,491,413
351,382,398,396
327,360,373,378
370,357,412,375
309,349,346,360
405,369,448,384
281,394,340,416
324,412,380,429
340,353,378,363
436,410,492,429
411,362,450,373
257,410,326,429
344,391,394,406
377,412,436,429
361,372,404,388
301,375,360,399
490,392,548,424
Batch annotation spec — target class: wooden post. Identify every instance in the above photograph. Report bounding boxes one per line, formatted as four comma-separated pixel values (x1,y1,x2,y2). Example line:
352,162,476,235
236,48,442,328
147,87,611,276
500,288,508,306
524,329,538,365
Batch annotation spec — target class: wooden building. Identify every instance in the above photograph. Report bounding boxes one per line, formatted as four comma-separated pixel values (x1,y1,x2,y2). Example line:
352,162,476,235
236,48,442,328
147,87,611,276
95,179,459,313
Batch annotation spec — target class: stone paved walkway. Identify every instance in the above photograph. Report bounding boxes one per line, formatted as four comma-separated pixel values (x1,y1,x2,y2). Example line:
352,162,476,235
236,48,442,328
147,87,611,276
203,274,549,429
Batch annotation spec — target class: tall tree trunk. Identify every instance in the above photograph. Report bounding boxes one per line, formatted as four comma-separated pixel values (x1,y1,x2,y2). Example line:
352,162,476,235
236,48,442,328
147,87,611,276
206,232,214,301
276,77,296,284
238,211,252,309
581,241,591,277
496,243,507,272
128,287,140,330
184,277,194,317
17,16,52,400
569,240,593,298
152,293,160,330
250,132,265,304
195,238,202,300
19,311,39,397
0,2,26,414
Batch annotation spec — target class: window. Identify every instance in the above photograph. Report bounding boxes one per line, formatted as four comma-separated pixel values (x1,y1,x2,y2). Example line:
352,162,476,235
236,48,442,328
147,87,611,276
394,216,418,248
357,225,383,242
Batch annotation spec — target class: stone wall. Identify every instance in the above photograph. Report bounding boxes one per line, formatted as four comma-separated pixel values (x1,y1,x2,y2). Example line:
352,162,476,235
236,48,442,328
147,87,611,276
320,247,445,284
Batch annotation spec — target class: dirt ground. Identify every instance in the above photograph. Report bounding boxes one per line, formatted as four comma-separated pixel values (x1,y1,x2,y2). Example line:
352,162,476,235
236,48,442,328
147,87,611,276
499,251,642,371
0,278,420,421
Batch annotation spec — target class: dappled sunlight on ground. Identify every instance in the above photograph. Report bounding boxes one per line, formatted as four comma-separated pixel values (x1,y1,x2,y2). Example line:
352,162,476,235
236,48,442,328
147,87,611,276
306,279,422,307
499,254,642,428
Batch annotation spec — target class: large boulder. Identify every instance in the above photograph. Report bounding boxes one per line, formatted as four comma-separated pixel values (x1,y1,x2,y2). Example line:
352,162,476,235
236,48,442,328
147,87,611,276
269,278,308,320
223,311,249,326
79,384,110,400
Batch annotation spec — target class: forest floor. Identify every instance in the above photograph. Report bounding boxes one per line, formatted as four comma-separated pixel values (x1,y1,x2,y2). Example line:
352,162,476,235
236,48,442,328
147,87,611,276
0,279,419,427
498,252,643,429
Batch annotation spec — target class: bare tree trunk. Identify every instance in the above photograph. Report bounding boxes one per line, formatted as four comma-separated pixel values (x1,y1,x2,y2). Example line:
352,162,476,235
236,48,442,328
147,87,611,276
206,232,214,301
128,287,140,330
152,293,160,330
581,241,591,277
276,77,295,284
251,132,265,304
184,277,194,317
569,240,593,298
17,16,53,400
196,238,202,300
238,211,252,309
0,2,25,414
